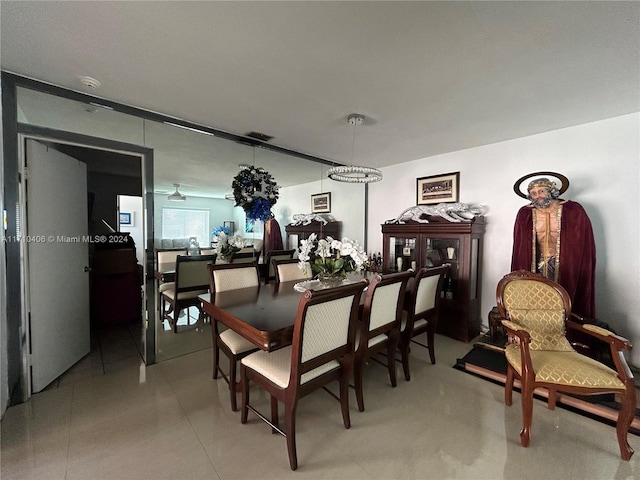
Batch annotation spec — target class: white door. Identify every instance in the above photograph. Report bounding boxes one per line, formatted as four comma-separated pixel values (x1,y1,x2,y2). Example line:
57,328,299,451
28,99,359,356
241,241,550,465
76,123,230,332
26,139,90,393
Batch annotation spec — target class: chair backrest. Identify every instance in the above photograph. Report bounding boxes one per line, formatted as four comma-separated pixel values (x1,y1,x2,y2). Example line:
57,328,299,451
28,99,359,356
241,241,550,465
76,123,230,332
289,282,367,385
410,266,448,318
496,270,573,351
174,254,217,293
231,250,257,263
156,247,188,271
208,262,260,292
265,249,296,280
274,258,312,284
362,271,412,335
199,247,217,256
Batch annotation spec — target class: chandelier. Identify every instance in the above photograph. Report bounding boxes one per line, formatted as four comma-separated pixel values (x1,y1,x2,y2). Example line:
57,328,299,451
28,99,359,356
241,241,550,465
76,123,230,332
327,114,383,184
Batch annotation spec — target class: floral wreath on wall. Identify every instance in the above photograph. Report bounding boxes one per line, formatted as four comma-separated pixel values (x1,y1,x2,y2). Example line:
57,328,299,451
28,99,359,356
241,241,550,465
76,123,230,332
231,166,279,222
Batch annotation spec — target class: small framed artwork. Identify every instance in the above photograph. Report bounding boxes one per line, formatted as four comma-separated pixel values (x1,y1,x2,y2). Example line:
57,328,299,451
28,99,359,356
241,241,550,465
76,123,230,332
311,192,331,213
416,172,460,205
119,212,133,226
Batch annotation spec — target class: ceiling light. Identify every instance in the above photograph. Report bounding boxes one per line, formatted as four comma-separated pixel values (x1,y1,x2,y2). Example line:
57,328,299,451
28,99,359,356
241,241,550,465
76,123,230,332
327,114,382,184
168,184,186,201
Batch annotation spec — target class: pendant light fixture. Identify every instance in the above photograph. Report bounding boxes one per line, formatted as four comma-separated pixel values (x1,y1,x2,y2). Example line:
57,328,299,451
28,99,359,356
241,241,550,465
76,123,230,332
168,183,186,201
327,114,383,184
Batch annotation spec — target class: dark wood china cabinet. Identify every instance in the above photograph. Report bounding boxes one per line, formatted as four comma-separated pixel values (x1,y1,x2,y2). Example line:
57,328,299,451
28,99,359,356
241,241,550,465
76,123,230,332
381,216,485,342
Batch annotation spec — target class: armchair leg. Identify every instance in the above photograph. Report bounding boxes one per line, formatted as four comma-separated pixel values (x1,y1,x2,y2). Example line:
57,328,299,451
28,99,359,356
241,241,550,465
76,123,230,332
519,378,534,448
505,365,514,406
399,340,411,381
270,395,279,434
339,369,351,429
229,356,238,411
616,386,636,460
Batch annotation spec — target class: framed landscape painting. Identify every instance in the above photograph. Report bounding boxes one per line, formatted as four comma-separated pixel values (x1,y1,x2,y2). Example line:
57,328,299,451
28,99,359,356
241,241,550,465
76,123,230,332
416,172,460,205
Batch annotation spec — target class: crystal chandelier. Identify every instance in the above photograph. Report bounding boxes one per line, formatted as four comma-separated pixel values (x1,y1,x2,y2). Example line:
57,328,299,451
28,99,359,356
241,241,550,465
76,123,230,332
327,114,383,184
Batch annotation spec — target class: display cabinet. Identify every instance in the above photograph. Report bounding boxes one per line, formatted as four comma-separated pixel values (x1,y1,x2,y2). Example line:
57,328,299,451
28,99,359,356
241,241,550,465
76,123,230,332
285,221,341,250
381,216,485,342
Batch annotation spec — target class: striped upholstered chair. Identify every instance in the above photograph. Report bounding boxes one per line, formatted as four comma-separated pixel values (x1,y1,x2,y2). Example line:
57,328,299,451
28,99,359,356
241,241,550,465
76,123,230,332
208,262,261,411
240,281,367,470
497,270,636,460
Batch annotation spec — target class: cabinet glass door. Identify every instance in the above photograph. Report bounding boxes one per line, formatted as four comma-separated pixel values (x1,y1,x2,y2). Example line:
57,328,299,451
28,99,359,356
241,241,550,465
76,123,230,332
387,235,417,272
425,238,460,299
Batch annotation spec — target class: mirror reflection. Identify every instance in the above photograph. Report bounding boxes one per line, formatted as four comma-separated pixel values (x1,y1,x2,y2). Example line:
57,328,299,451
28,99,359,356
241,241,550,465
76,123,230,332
15,85,366,365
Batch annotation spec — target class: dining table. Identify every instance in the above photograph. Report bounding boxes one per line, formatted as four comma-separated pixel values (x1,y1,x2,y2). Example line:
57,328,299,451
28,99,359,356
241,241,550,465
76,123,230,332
199,272,375,352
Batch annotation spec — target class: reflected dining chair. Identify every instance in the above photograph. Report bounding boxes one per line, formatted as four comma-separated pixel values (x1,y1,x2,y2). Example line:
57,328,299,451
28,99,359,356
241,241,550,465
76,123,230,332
160,254,216,333
240,281,367,470
354,271,412,411
273,258,312,284
497,270,636,460
263,249,296,283
398,265,448,381
230,250,257,264
208,262,261,411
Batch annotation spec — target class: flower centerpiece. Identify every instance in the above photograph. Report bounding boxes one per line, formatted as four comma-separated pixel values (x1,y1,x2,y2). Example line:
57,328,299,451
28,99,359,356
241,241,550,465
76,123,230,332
216,232,245,262
297,233,368,285
211,225,231,243
231,166,279,222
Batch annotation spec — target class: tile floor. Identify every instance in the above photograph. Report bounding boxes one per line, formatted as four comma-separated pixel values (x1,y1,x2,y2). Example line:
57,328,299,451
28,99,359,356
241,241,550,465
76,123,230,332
2,325,639,479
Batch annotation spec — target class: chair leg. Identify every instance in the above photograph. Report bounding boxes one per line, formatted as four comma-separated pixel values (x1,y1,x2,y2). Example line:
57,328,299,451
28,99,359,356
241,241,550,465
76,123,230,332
173,307,180,333
519,376,534,448
354,354,365,412
212,325,220,380
426,323,436,364
284,402,298,470
240,365,249,424
399,339,411,381
616,386,636,460
505,365,514,406
229,355,238,411
387,339,398,388
547,388,557,410
339,368,351,429
270,395,279,434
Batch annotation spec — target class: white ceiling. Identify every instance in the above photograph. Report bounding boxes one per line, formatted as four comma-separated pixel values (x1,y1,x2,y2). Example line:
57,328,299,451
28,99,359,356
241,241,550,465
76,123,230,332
2,1,639,194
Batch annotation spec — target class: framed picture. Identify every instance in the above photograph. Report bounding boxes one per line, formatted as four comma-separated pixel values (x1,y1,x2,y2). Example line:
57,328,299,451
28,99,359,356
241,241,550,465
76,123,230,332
119,212,133,226
416,172,460,205
311,192,331,213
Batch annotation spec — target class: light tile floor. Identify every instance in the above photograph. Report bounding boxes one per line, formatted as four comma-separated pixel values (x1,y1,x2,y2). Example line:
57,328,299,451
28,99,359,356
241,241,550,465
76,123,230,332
2,329,639,479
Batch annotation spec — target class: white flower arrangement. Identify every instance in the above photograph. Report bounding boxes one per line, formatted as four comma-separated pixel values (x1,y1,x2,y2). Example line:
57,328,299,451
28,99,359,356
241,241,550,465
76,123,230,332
217,232,245,261
297,233,368,278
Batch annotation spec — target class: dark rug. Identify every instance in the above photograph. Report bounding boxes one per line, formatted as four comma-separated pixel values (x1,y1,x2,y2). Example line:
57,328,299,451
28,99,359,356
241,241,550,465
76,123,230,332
454,343,640,436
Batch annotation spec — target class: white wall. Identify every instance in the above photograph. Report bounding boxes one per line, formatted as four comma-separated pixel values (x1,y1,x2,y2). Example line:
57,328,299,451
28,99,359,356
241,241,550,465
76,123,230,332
368,113,640,367
275,179,366,246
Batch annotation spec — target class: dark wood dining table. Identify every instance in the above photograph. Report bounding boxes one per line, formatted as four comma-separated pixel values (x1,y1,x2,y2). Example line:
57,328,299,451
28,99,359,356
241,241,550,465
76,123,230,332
199,281,305,351
199,272,375,352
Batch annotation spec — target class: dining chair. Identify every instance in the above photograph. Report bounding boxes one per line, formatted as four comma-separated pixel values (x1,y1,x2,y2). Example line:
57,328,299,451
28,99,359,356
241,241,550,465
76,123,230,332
497,270,636,460
230,250,257,263
274,258,312,284
160,254,216,333
263,249,296,283
240,281,367,470
398,265,448,381
199,247,217,256
207,262,261,411
156,247,188,289
354,271,412,412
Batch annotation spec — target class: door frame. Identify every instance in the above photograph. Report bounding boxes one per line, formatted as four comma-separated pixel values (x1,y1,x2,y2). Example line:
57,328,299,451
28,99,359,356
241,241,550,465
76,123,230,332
16,124,154,400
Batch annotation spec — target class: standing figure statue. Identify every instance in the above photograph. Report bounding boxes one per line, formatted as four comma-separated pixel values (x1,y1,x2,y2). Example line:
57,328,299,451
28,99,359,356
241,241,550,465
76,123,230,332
511,173,596,319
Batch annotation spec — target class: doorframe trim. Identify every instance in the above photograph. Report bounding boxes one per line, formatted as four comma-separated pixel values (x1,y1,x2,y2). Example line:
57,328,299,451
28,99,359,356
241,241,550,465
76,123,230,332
16,125,154,400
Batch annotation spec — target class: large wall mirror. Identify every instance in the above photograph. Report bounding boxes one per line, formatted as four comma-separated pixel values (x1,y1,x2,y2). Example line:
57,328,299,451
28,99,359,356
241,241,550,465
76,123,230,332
13,83,366,367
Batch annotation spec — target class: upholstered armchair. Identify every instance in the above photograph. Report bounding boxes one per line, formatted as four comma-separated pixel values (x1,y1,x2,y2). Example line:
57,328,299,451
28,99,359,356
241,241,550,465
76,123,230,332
497,270,636,460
